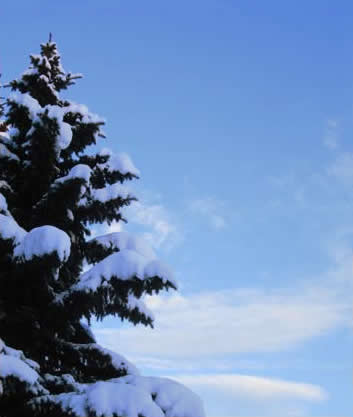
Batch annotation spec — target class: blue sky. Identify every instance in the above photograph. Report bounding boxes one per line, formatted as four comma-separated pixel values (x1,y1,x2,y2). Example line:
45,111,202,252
1,1,353,416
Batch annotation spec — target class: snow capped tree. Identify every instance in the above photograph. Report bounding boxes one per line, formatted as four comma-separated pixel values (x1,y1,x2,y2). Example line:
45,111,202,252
0,39,205,417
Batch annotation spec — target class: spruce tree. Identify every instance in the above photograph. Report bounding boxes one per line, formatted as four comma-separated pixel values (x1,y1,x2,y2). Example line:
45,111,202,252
0,39,205,417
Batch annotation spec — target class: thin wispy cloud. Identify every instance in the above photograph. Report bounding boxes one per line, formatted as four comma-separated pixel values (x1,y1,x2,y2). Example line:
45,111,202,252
327,152,353,185
93,125,353,417
267,173,295,189
94,278,351,362
323,119,339,150
126,355,267,373
172,374,327,402
189,197,228,230
266,146,353,214
124,199,182,250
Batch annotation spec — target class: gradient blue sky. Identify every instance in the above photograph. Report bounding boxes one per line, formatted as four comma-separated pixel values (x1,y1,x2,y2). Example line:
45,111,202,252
1,1,352,416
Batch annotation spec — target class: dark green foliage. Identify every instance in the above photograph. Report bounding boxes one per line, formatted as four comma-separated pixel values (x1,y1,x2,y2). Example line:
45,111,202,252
0,39,175,416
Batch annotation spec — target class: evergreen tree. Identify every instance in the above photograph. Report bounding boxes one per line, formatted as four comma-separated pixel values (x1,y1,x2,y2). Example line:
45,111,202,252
0,39,205,417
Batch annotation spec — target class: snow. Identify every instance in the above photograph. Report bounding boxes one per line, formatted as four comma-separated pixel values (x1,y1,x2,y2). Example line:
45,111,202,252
0,214,27,245
28,54,52,71
22,68,39,77
92,183,133,203
2,345,23,359
86,344,139,376
75,249,175,292
80,321,96,342
26,126,35,137
14,225,71,262
24,358,40,371
145,259,175,285
0,340,40,385
0,143,19,161
56,164,92,184
0,131,10,143
0,180,12,191
0,354,39,384
9,92,41,118
98,148,112,157
93,231,157,260
98,149,140,176
65,101,105,124
46,105,72,151
79,183,134,206
30,54,41,61
38,391,87,416
41,375,205,417
42,56,51,70
113,375,206,417
8,93,72,152
44,373,76,387
85,382,164,417
39,74,49,83
47,82,60,99
43,382,165,417
0,193,8,212
28,54,51,71
127,293,155,321
76,250,146,291
58,120,72,149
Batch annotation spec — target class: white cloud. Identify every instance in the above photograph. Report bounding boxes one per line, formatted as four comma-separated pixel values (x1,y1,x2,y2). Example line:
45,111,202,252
94,225,352,374
172,374,326,402
189,197,227,230
327,152,353,184
124,355,266,373
124,200,182,250
94,282,350,361
88,192,181,250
